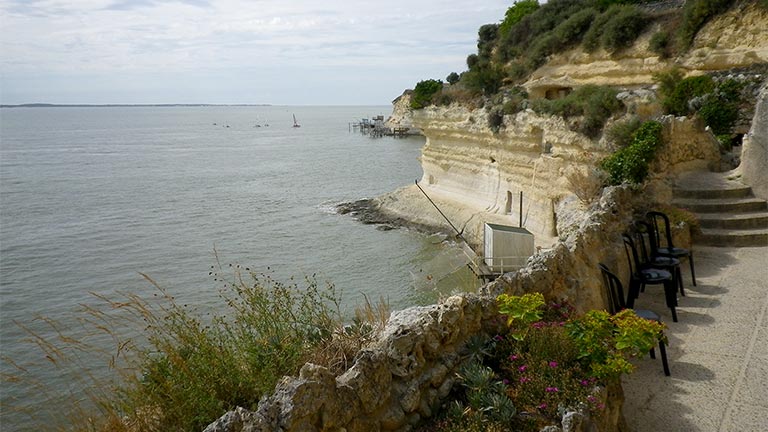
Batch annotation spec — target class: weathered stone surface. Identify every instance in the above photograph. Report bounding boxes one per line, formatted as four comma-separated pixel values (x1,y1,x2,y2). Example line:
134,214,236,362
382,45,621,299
739,83,768,200
337,349,391,413
202,407,262,432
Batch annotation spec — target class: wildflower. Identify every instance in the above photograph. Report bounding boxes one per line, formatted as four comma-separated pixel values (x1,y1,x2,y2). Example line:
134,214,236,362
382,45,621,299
502,379,510,385
509,354,519,361
597,403,606,410
548,361,558,368
581,379,590,386
493,334,504,341
545,387,559,393
532,321,545,329
587,395,597,403
519,376,532,383
518,365,528,372
538,403,548,410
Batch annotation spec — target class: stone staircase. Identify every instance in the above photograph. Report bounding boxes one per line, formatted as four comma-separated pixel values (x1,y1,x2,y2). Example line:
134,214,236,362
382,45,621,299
672,172,768,247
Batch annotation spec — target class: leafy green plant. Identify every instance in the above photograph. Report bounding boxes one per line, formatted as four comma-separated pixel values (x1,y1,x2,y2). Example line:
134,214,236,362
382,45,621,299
599,5,649,52
649,31,670,58
411,79,444,109
566,309,664,380
607,116,643,149
497,292,545,339
499,0,540,38
533,85,623,138
661,75,714,115
446,72,460,85
601,120,663,185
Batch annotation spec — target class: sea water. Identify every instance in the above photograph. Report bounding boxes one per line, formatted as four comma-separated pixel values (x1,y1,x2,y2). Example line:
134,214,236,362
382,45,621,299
0,106,477,429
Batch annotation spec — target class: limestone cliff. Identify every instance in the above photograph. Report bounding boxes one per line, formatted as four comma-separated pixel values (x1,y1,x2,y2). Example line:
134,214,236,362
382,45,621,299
526,2,768,97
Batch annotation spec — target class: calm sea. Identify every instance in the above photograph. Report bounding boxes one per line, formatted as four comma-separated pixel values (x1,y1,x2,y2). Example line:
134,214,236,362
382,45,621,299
0,106,476,429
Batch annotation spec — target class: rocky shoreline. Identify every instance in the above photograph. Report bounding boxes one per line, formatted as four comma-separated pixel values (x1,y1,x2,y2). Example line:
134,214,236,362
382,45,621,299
336,198,450,235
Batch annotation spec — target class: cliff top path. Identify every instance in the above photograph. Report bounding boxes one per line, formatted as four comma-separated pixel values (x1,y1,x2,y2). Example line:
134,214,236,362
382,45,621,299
621,243,768,431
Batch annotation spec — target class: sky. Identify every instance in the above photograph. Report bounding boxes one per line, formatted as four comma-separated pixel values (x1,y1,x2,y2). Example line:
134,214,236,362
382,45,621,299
0,0,511,105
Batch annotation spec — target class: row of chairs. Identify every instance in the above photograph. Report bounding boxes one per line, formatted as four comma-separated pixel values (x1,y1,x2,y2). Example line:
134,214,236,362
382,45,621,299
599,211,696,376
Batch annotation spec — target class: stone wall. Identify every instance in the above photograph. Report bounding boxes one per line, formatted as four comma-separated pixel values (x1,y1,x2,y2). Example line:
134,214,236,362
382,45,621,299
738,83,768,199
203,185,649,432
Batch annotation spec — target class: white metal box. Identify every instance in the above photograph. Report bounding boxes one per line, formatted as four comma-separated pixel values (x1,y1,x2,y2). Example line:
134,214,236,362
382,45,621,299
483,223,534,273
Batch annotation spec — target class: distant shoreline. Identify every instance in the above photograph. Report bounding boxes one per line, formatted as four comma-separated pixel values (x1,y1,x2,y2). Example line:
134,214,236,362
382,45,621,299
0,103,273,108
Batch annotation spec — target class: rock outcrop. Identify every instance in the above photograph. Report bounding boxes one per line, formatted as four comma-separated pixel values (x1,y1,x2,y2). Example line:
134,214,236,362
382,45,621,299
738,83,768,200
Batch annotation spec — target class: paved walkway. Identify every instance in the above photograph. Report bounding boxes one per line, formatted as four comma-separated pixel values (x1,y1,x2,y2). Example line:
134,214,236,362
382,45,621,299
622,245,768,431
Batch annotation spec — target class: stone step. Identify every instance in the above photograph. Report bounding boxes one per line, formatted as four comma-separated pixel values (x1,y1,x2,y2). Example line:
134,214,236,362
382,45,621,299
673,197,768,214
673,185,753,200
694,227,768,247
696,211,768,230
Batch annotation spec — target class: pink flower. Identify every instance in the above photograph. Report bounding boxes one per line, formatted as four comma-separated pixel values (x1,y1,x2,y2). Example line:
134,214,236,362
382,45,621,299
580,379,590,386
518,365,528,372
509,354,519,361
546,387,559,393
532,321,545,329
587,395,597,403
597,403,606,411
548,361,558,368
519,376,532,383
502,379,510,385
538,403,548,410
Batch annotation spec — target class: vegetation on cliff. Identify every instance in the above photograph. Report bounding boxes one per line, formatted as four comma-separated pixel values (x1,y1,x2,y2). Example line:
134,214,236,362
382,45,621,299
423,293,665,431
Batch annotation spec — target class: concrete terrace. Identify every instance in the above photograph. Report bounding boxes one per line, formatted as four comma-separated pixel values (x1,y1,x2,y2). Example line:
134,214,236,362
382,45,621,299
622,245,768,431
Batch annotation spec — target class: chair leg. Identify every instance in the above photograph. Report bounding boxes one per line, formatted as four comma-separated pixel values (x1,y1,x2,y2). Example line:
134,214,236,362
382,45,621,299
689,253,696,286
677,266,685,297
658,337,671,376
663,280,679,322
650,347,656,359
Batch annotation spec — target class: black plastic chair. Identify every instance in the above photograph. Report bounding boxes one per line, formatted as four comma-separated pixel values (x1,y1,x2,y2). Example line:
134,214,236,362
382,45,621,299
635,221,684,297
599,263,670,376
623,233,679,322
647,211,696,287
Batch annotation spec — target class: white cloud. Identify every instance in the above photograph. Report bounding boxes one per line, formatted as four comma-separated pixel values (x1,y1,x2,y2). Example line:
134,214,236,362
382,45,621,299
0,0,510,104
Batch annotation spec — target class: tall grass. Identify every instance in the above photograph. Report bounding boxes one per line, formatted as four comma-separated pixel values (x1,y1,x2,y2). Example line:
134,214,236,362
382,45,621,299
4,263,388,431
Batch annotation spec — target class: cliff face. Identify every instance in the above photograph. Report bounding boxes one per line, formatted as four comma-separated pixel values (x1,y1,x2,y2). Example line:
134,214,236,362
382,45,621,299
378,4,765,248
526,2,768,96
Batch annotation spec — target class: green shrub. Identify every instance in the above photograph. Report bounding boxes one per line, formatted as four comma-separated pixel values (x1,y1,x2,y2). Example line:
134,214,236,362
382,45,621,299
446,72,460,85
698,95,738,135
678,0,735,49
533,85,623,138
499,0,541,38
552,7,598,47
581,6,614,52
411,79,444,109
462,63,505,95
649,31,670,58
662,75,714,115
652,67,684,100
601,120,663,185
600,5,649,52
607,116,643,149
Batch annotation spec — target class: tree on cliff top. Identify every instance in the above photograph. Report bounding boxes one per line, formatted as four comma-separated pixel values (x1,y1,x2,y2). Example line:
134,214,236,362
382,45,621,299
411,79,443,109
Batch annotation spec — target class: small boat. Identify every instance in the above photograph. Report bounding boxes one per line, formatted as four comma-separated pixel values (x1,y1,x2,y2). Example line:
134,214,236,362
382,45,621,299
292,114,301,128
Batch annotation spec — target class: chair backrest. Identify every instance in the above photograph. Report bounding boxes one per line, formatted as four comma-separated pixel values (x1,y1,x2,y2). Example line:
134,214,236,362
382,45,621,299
598,263,626,314
647,211,675,250
622,233,642,277
634,221,656,262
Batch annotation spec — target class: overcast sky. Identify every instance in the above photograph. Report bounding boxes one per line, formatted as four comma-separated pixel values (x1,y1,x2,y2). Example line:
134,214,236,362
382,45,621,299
0,0,511,105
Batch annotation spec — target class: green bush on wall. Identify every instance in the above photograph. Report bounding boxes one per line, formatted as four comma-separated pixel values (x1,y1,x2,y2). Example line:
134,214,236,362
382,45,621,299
601,120,664,185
